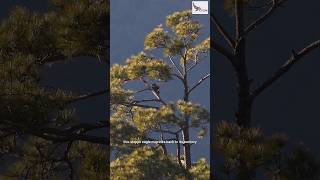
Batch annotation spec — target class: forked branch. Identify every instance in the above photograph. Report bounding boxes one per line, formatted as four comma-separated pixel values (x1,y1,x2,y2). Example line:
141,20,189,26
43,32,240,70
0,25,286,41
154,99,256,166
211,14,235,48
244,0,288,36
211,41,235,63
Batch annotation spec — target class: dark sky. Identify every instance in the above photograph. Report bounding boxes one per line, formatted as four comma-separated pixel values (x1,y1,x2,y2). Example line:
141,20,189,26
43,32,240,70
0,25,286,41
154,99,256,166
213,0,320,155
111,0,210,162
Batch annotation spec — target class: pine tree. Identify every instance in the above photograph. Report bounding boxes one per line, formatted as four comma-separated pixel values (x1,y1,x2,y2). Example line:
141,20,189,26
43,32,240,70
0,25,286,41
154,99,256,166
213,0,320,179
110,10,210,179
0,0,109,178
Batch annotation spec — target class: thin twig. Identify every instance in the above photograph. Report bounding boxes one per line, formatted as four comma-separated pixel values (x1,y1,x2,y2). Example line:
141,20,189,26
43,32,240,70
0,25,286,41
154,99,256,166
168,56,183,77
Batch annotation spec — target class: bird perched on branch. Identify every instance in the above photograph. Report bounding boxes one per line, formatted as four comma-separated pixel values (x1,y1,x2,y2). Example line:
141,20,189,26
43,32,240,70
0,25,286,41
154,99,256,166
292,49,298,59
151,83,160,95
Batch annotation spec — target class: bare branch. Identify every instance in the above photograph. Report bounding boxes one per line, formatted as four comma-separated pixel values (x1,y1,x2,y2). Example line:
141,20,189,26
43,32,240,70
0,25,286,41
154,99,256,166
172,73,184,82
168,56,183,77
251,40,320,99
28,127,109,145
3,117,108,145
188,74,210,94
133,99,161,104
134,88,149,94
158,124,167,155
211,40,235,62
122,102,159,109
211,14,235,48
187,61,199,73
244,0,287,36
66,90,108,104
247,0,274,10
66,122,108,133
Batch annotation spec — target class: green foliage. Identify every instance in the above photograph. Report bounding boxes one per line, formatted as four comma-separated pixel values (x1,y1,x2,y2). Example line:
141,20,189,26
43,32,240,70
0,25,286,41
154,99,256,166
111,146,189,180
144,26,170,50
110,105,143,155
177,100,209,127
0,0,108,178
125,52,171,81
0,0,108,60
214,121,320,179
144,10,209,63
279,144,320,180
72,142,108,180
3,139,108,179
111,52,172,82
51,0,109,57
190,158,210,179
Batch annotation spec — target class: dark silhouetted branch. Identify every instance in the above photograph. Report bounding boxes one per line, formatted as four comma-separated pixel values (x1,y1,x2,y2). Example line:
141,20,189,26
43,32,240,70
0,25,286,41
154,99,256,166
211,14,235,48
211,41,235,62
251,40,320,99
244,0,288,36
66,90,108,104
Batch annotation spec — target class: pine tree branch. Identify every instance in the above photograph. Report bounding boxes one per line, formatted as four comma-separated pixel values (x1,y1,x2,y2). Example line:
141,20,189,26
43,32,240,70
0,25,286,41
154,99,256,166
122,102,159,109
133,99,162,103
251,40,320,99
140,77,166,105
211,14,235,48
28,126,109,145
172,73,185,82
2,118,108,145
244,0,288,37
188,74,210,94
211,40,235,63
168,56,183,77
66,90,108,104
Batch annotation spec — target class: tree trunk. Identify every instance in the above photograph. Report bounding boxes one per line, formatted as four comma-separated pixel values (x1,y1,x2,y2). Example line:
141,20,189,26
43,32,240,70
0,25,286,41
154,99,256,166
182,65,192,170
235,62,252,127
234,0,251,128
182,128,191,169
235,0,255,179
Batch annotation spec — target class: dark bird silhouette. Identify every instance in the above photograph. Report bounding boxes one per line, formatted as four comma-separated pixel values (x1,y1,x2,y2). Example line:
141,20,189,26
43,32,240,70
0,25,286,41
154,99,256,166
151,83,160,95
292,49,298,59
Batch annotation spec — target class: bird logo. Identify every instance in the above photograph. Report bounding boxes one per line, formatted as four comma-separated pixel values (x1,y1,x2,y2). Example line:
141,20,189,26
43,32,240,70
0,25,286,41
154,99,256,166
192,2,208,12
